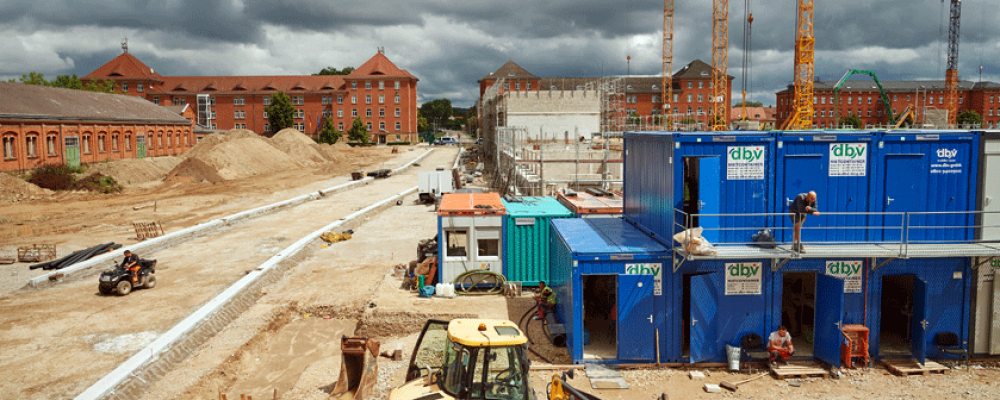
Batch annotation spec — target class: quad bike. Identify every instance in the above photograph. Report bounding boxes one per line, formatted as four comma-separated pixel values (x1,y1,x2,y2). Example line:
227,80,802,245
98,259,156,296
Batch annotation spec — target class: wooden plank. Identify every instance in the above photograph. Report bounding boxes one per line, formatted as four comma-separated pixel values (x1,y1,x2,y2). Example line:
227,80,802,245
769,362,827,380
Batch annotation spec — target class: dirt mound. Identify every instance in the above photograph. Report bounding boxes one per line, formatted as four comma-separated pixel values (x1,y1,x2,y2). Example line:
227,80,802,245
0,173,52,203
71,173,123,193
271,128,327,166
315,143,344,163
81,156,182,186
332,140,352,150
165,128,301,183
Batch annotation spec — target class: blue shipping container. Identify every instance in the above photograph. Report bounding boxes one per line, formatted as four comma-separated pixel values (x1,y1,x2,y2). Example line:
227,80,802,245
502,197,574,286
775,131,877,243
550,218,670,364
867,257,971,364
874,131,979,243
624,131,775,245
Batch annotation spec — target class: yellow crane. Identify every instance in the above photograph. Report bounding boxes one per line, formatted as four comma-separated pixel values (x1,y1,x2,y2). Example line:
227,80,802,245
780,0,815,130
662,0,674,130
711,0,729,131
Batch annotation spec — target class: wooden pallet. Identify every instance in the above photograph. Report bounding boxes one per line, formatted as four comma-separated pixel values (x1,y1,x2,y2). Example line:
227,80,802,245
769,362,828,380
881,359,950,376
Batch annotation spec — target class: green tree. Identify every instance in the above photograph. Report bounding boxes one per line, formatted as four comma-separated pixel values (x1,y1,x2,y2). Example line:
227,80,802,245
12,72,114,93
733,100,764,107
957,110,983,127
316,67,355,76
680,117,698,125
419,99,454,130
347,117,369,143
838,115,863,129
50,74,84,90
18,72,49,85
83,79,116,93
266,92,295,132
418,116,430,133
317,117,342,144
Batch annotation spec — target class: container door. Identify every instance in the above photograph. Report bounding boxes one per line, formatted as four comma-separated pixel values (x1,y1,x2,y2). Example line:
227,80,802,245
617,274,656,361
697,157,722,243
814,274,845,368
911,277,929,365
782,154,824,243
882,154,926,242
983,151,1000,241
690,274,718,363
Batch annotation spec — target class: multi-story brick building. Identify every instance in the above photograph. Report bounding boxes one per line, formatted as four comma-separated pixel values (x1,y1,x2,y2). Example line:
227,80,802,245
82,49,419,143
1,81,194,172
478,59,735,129
776,80,1000,129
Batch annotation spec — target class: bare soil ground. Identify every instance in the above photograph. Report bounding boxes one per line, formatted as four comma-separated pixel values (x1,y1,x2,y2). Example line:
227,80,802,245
0,144,455,400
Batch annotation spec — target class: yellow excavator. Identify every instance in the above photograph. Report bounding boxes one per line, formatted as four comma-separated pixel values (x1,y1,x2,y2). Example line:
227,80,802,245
388,318,600,400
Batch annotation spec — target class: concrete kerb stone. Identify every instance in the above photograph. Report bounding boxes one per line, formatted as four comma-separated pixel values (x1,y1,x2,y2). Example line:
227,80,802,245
26,149,434,289
75,186,419,400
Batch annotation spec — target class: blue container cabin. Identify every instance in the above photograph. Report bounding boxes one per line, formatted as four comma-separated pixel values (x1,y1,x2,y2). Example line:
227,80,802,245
550,218,670,364
866,257,972,364
775,131,877,244
624,131,776,246
874,130,979,243
502,197,573,286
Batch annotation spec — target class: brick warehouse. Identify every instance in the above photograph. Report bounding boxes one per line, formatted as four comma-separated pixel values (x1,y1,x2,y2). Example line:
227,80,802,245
82,48,419,144
775,79,1000,129
1,81,194,173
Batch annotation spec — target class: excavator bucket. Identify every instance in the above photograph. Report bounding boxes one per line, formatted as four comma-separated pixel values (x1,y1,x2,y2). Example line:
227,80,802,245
330,336,380,400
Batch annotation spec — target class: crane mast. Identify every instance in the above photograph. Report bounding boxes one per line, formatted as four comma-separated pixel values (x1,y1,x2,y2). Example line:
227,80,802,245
781,0,815,130
945,0,961,126
711,0,729,131
662,0,674,130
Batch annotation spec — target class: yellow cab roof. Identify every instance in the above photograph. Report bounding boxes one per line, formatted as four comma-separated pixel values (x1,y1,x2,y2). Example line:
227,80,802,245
447,319,527,347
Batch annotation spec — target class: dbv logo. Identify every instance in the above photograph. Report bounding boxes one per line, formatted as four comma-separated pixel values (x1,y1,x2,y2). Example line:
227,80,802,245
729,147,764,163
827,261,861,276
728,263,760,277
831,143,866,159
937,148,958,158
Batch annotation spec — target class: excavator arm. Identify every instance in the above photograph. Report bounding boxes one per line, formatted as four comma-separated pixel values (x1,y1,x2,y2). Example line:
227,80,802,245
832,69,897,126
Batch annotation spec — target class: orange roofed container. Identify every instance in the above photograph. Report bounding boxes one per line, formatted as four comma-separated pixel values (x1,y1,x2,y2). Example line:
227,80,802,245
438,193,507,216
556,191,623,218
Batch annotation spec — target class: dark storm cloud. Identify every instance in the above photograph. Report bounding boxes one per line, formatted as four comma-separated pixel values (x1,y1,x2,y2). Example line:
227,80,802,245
0,0,998,107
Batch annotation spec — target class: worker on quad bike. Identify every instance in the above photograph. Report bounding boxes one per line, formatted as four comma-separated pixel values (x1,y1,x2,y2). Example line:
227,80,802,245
122,250,140,283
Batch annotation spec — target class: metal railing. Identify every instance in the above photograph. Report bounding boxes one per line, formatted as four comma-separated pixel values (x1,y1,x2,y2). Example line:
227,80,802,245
671,208,1000,258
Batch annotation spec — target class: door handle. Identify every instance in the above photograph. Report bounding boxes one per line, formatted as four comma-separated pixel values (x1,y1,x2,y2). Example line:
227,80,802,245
887,197,895,205
987,196,993,207
920,319,928,330
691,319,698,326
786,198,793,206
648,315,653,323
698,201,705,211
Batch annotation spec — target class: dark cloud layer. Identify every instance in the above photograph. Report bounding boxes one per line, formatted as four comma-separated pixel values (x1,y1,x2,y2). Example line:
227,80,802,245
0,0,997,107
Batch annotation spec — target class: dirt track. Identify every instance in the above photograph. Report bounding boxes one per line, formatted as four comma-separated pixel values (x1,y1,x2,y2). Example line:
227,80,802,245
0,146,458,399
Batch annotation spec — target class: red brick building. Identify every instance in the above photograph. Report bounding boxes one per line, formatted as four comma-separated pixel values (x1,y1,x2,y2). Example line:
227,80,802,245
83,49,420,143
776,80,1000,129
1,81,194,172
478,59,735,127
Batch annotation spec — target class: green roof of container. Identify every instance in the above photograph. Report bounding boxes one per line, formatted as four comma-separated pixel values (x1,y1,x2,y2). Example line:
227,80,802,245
502,197,574,218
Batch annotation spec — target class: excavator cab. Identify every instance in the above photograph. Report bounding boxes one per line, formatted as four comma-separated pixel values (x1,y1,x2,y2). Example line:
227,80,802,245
391,319,533,400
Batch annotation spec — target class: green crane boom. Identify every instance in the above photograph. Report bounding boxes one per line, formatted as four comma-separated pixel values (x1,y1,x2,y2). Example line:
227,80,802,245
832,69,897,127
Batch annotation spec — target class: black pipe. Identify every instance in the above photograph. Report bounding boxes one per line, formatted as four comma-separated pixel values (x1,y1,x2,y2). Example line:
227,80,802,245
543,313,567,347
44,242,115,270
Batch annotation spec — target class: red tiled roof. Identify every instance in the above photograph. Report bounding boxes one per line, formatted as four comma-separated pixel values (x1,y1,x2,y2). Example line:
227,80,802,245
730,106,777,121
347,52,418,80
152,75,348,94
82,52,164,82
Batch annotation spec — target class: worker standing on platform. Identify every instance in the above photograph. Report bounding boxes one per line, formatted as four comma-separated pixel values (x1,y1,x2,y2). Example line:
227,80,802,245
789,191,820,253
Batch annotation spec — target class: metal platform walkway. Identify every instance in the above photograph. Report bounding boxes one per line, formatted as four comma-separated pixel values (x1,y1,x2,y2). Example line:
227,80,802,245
673,243,1000,271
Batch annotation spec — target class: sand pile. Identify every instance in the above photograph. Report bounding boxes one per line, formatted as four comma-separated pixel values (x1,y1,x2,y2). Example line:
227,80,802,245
165,129,301,183
271,128,328,165
81,156,183,186
0,173,52,203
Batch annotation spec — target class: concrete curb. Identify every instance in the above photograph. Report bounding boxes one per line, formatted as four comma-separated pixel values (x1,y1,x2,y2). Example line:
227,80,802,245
27,149,433,289
74,186,419,400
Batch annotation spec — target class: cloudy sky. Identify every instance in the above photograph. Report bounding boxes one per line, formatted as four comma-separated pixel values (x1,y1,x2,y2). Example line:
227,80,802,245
1,0,998,108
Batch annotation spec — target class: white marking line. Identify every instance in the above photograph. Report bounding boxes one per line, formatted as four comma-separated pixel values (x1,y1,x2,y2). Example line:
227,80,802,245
28,149,433,287
74,186,418,400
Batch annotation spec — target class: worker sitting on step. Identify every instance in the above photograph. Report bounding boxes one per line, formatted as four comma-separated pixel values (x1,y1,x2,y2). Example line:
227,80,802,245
121,250,140,283
533,281,556,320
768,325,795,366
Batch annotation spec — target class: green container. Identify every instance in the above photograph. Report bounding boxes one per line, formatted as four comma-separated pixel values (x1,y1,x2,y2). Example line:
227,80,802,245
503,197,574,286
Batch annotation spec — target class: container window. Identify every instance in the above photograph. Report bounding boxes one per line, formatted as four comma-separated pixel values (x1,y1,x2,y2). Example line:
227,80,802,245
446,230,468,258
476,229,501,258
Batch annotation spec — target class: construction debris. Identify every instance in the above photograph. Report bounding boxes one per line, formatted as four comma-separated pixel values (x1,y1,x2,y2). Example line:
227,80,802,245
132,221,165,240
321,231,353,243
17,244,56,262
